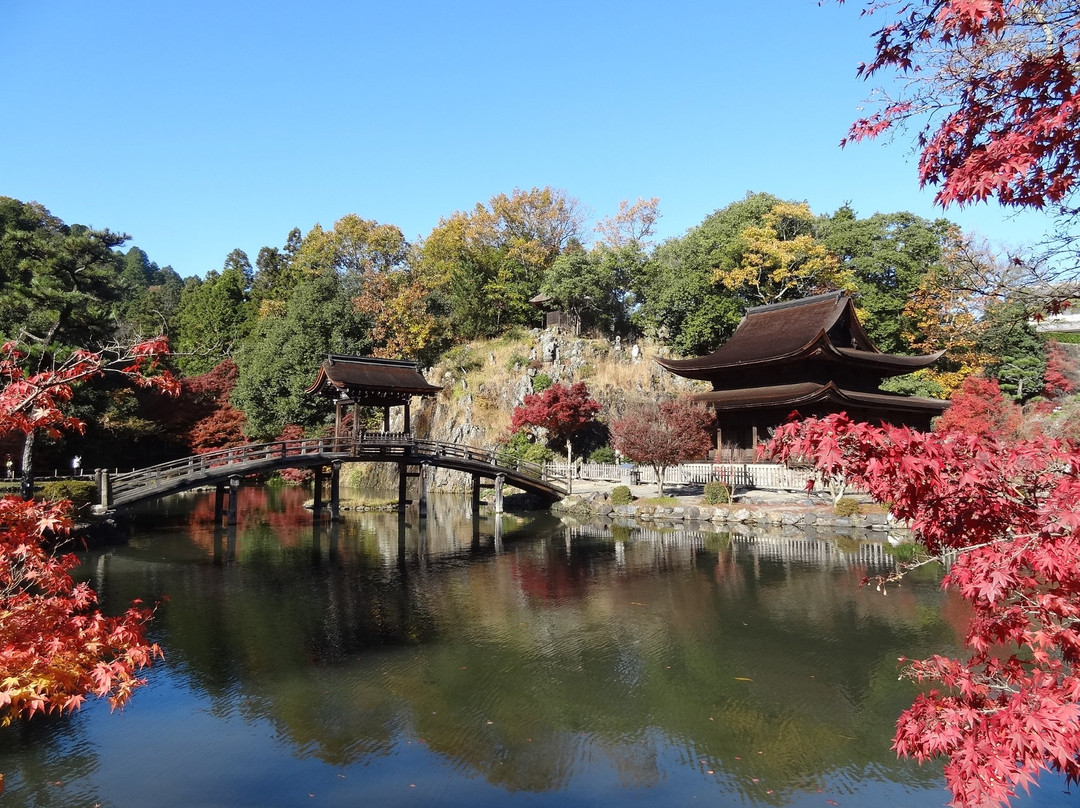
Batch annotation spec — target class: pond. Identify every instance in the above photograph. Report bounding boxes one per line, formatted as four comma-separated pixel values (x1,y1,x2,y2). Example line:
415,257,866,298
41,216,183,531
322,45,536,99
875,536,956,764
0,487,1071,807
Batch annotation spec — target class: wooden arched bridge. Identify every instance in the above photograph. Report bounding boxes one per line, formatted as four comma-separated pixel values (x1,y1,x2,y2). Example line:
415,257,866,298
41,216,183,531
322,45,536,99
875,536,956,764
96,435,567,519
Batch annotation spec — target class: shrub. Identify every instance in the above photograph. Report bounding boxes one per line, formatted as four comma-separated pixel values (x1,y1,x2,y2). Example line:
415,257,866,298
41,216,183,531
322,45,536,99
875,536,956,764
703,480,730,504
588,445,617,463
505,352,530,371
610,485,633,505
531,372,553,393
497,429,555,466
834,496,863,517
443,345,483,374
40,480,98,513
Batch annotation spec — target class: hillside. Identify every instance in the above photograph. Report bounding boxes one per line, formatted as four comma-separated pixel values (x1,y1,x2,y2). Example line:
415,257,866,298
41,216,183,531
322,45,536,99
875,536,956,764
345,329,705,492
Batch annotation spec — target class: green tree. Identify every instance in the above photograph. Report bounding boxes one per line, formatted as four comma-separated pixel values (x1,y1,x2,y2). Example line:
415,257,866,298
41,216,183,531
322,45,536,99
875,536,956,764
633,193,783,354
540,249,620,335
0,197,125,357
0,197,130,492
174,251,253,375
418,187,585,339
819,208,954,354
232,273,369,439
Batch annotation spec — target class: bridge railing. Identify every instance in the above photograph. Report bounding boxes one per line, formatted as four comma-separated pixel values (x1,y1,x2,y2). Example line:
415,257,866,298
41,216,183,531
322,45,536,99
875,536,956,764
105,434,565,505
412,440,555,486
107,438,355,499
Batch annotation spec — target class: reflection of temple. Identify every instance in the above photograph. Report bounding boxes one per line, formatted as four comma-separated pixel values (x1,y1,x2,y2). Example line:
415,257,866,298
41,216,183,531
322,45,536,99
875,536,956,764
656,292,949,461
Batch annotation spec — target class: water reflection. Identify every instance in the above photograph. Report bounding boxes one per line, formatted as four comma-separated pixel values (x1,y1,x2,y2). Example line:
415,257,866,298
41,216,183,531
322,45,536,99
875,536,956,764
0,489,1065,806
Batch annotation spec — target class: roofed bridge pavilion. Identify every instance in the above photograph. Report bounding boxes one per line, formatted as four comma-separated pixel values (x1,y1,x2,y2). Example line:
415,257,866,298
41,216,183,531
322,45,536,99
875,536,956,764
656,291,949,462
304,354,442,440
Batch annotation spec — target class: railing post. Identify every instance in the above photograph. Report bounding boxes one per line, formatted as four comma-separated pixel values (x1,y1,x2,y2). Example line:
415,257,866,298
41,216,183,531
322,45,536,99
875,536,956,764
494,473,505,514
97,469,110,508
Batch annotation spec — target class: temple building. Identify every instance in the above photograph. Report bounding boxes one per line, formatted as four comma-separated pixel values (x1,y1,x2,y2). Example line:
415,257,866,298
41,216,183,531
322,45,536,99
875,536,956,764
655,291,949,461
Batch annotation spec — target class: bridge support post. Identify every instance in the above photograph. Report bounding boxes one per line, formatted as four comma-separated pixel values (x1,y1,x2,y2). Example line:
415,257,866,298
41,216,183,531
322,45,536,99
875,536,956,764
472,474,481,517
329,461,341,522
214,483,226,525
397,461,407,514
494,473,505,514
313,466,324,517
227,476,240,525
418,462,428,519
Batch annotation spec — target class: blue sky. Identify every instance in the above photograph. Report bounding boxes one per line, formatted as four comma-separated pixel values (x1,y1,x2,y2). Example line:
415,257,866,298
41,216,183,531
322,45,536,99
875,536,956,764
2,0,1054,279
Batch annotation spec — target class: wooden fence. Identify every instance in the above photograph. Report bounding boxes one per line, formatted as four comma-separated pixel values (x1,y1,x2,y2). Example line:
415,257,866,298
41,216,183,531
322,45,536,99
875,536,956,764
544,461,820,492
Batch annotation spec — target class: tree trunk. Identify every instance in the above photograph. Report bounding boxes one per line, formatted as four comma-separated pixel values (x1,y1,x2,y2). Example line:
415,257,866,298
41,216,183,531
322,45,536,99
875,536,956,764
20,429,35,500
655,464,665,496
566,438,573,496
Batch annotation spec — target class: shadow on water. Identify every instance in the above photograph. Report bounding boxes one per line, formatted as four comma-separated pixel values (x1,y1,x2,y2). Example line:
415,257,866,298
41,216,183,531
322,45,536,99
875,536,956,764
1,487,1072,807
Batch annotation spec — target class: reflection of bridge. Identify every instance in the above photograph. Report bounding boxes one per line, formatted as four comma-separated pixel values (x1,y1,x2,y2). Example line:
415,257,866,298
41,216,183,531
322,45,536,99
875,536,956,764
97,435,567,519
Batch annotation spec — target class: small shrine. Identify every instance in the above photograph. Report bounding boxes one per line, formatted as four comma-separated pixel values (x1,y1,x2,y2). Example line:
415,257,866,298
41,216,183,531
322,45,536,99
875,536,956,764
656,291,949,460
304,355,441,440
529,292,579,333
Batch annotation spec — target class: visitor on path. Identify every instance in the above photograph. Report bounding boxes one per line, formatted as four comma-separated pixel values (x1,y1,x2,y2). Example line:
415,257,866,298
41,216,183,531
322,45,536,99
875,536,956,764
5,457,12,479
72,455,82,477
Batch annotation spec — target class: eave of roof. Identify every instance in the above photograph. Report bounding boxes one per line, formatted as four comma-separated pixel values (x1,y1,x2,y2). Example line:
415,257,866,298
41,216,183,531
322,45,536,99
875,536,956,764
688,381,950,414
656,291,941,380
304,355,442,399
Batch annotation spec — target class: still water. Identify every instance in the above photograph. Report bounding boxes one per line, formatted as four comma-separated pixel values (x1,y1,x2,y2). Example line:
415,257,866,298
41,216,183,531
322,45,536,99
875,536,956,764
0,487,1072,807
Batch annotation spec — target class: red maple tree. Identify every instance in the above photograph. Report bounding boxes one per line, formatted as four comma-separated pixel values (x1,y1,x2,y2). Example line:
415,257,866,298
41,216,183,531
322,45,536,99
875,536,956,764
842,0,1080,210
0,339,176,726
511,382,601,446
182,359,247,453
933,374,1024,441
1042,340,1077,399
767,412,1080,807
610,398,714,495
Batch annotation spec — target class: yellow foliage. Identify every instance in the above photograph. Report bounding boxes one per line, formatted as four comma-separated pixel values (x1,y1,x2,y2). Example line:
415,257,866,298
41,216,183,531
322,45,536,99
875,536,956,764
715,202,855,304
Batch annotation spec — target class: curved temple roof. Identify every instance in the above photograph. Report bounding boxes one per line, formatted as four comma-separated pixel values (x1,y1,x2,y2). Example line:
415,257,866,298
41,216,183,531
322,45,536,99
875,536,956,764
305,355,442,405
689,381,948,416
656,291,943,381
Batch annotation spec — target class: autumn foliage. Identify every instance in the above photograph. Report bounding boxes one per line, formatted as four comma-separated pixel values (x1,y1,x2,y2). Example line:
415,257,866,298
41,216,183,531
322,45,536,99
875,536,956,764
1042,340,1077,399
511,382,601,445
843,0,1080,210
610,398,714,495
0,339,175,725
767,412,1080,808
933,374,1023,441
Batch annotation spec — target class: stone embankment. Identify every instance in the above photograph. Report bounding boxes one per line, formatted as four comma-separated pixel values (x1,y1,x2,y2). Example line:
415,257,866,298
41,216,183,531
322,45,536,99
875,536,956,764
552,488,911,540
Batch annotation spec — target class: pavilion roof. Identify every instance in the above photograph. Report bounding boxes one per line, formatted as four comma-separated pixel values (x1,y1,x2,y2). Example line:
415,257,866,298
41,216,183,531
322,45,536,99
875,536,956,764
305,355,441,405
656,291,943,381
688,381,949,415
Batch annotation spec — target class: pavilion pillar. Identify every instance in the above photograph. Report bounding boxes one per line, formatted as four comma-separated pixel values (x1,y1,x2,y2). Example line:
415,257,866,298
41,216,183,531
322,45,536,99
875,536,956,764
404,401,411,436
384,407,391,433
715,426,723,462
329,461,341,522
352,401,360,446
334,400,343,440
398,461,408,514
